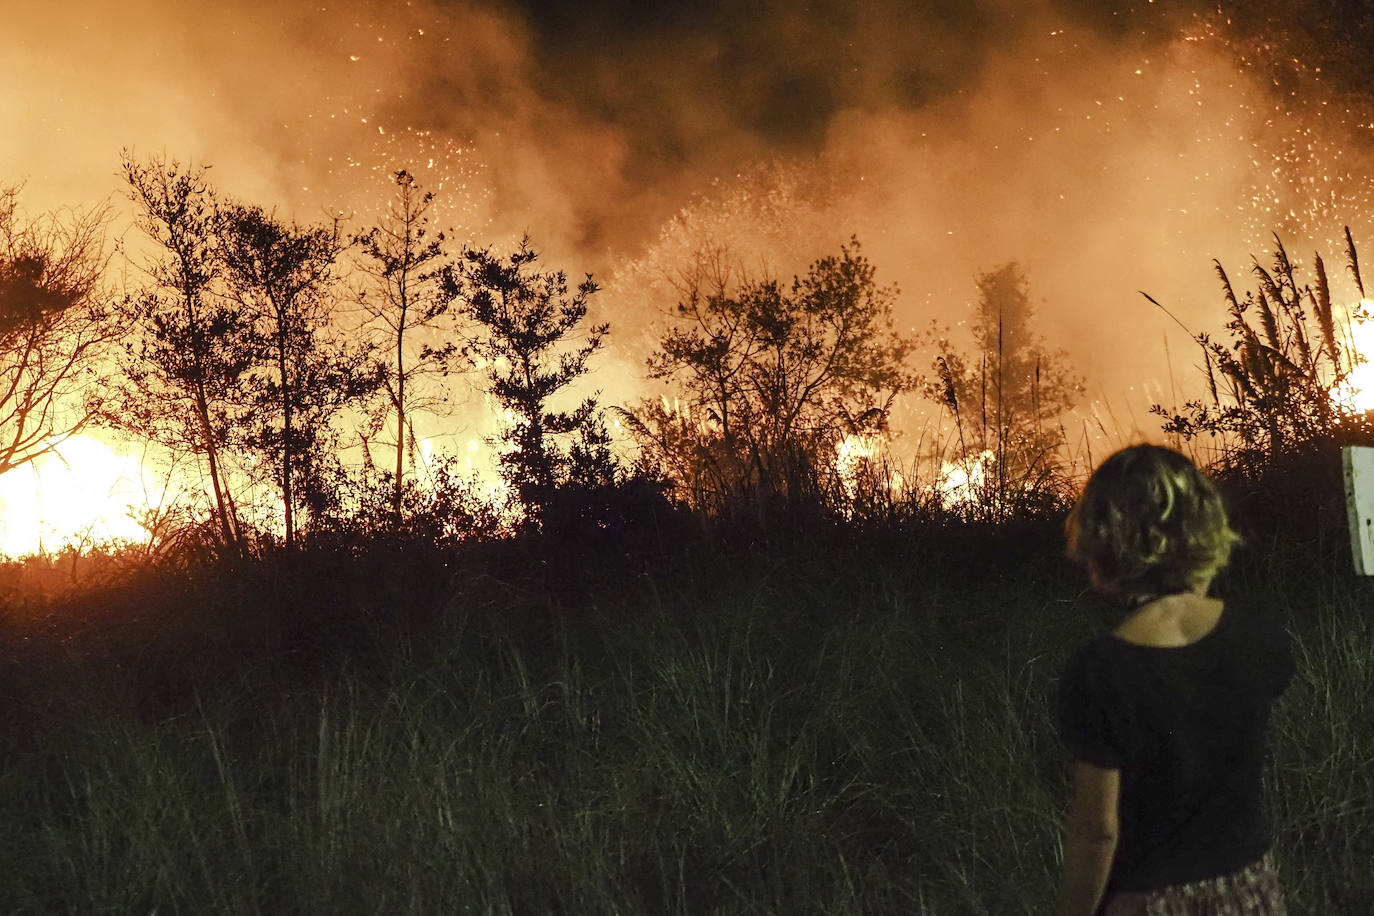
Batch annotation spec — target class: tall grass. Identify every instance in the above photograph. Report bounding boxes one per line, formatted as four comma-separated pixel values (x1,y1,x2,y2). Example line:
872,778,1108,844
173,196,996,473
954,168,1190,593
0,520,1369,914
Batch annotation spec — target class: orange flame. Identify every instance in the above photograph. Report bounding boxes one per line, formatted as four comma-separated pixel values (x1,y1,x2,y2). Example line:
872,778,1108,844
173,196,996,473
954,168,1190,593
935,449,995,508
0,436,174,558
1335,303,1374,414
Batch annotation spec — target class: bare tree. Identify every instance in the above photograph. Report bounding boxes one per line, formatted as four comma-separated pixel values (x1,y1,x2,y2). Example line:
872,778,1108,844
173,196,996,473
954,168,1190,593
352,170,456,516
0,183,115,476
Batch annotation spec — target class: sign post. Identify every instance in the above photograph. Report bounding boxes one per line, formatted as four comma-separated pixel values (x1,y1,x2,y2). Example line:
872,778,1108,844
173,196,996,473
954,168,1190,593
1343,446,1374,575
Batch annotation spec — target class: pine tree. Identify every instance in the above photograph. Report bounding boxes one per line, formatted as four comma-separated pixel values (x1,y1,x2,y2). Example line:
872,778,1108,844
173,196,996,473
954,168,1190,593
927,262,1082,505
442,236,613,528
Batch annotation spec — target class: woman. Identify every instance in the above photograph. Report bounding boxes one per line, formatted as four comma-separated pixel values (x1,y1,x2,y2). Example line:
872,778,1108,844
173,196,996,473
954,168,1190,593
1054,445,1294,915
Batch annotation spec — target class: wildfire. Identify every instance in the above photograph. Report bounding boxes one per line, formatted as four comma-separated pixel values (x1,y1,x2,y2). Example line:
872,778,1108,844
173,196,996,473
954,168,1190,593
0,436,169,558
1336,303,1374,414
935,449,994,508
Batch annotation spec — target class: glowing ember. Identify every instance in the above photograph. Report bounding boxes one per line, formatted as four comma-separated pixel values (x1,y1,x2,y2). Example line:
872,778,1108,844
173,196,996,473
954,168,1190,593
0,436,168,558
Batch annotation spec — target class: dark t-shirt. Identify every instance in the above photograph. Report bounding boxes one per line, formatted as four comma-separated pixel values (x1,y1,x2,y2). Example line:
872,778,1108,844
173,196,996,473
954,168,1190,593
1054,600,1295,896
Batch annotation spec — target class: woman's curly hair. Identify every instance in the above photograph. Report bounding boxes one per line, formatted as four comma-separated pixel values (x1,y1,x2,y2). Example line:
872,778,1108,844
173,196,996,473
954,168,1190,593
1066,444,1241,597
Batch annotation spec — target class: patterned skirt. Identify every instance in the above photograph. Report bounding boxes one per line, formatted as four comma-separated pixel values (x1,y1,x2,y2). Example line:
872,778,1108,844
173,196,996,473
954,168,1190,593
1101,852,1287,916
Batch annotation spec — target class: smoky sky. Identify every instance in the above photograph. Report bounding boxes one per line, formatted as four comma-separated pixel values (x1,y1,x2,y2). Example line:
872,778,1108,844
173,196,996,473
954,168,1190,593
502,0,1001,150
7,0,1367,252
491,0,1373,181
6,0,1374,455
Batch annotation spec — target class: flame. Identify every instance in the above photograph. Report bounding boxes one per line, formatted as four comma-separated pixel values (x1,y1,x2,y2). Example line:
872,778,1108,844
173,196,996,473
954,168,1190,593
420,399,520,512
0,397,530,559
1336,303,1374,414
834,433,876,479
449,433,513,508
834,433,904,501
935,449,995,508
0,436,170,558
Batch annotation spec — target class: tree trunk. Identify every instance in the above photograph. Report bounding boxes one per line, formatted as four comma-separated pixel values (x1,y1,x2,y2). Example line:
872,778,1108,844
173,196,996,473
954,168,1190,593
194,381,237,548
393,331,405,517
185,285,238,550
279,330,294,548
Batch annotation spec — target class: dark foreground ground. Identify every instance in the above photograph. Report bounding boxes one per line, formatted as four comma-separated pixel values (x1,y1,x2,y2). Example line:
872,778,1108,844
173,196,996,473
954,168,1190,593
0,506,1369,914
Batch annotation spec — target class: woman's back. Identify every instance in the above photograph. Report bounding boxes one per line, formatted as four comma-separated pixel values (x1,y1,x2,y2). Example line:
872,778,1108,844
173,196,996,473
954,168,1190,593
1056,444,1292,915
1057,599,1295,895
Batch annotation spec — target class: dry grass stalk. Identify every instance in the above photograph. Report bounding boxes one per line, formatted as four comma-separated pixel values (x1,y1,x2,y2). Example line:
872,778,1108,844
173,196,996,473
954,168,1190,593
1205,345,1221,407
1150,227,1374,476
1346,226,1365,298
1256,283,1284,353
1312,254,1340,372
1252,256,1284,339
1215,261,1243,321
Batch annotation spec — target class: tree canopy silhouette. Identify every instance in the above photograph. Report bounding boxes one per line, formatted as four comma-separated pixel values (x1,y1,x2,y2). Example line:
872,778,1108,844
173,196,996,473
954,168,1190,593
219,204,382,548
352,170,457,518
624,238,917,512
442,237,615,528
0,183,115,477
112,154,258,548
926,262,1081,511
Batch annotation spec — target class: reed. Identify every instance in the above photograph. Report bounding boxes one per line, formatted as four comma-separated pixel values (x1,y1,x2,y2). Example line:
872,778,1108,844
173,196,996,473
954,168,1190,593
1150,228,1374,480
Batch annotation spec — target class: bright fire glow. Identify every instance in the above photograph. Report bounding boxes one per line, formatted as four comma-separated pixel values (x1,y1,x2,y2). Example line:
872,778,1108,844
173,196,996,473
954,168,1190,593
0,401,528,559
834,433,903,501
0,436,167,558
1336,303,1374,414
834,434,876,488
935,449,994,508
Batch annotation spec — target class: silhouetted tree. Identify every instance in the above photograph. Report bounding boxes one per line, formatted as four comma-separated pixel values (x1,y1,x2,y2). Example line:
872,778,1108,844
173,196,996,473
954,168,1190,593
926,262,1081,504
112,154,254,547
625,239,917,511
219,205,381,547
352,170,457,517
442,237,613,527
0,183,115,476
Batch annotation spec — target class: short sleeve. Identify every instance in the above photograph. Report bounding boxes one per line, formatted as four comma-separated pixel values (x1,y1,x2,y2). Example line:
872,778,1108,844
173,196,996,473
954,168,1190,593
1055,644,1127,769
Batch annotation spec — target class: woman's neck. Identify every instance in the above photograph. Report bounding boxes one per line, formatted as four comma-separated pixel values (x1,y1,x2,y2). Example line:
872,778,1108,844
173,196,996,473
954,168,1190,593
1124,580,1212,610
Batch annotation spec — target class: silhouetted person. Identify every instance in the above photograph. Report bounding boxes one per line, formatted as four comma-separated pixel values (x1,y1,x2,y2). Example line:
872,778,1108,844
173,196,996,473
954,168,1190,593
1054,445,1293,916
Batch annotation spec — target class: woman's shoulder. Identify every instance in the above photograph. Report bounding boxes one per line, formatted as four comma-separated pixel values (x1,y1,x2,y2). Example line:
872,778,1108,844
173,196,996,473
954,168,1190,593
1110,595,1226,648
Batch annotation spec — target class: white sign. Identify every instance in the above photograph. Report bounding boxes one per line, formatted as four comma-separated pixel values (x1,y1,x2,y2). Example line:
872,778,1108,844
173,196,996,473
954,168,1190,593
1343,446,1374,576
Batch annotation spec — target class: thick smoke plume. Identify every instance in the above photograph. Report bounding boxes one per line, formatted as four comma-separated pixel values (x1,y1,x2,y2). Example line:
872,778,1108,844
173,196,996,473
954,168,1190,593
5,0,1374,454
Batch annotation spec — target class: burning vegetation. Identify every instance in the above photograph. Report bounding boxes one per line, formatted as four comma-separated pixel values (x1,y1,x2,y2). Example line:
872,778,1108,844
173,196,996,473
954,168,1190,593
2,7,1374,913
1150,229,1374,476
5,148,1374,561
3,2,1374,559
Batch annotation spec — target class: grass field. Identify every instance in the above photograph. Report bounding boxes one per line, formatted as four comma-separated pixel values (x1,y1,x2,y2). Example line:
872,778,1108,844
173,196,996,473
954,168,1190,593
0,515,1370,914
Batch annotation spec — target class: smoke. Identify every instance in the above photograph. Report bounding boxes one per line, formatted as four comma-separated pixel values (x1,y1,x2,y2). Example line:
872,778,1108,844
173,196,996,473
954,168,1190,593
600,9,1374,433
4,0,1373,454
